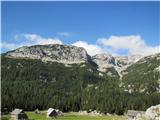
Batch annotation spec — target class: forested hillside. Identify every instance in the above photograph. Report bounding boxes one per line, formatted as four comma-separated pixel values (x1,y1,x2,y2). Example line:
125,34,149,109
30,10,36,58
1,45,160,115
122,54,160,93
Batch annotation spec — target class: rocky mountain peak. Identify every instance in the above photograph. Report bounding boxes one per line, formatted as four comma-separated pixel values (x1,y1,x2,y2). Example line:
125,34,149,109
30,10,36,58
91,53,116,72
5,44,89,64
91,53,144,77
4,44,159,78
92,53,113,60
92,54,116,64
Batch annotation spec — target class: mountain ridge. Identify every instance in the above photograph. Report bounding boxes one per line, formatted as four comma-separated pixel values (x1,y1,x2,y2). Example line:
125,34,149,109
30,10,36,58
5,44,89,64
4,44,152,78
1,44,160,114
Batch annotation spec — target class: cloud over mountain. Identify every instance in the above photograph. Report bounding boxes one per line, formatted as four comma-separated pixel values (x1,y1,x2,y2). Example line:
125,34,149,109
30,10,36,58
23,34,63,45
1,42,22,50
1,34,63,51
1,34,159,56
98,35,160,56
72,41,104,56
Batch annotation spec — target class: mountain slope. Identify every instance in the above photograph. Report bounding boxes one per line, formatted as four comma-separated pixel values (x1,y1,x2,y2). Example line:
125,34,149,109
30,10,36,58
121,53,160,94
5,44,89,64
1,44,160,114
91,54,143,78
4,44,144,78
91,54,119,77
1,55,120,112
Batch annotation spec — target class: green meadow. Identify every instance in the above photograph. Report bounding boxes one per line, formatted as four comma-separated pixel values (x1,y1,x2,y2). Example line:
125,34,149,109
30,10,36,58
1,112,125,120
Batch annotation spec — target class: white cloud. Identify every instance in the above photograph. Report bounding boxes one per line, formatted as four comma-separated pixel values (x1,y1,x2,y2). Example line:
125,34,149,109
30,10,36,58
1,42,21,50
1,41,34,52
2,34,159,56
23,34,63,45
98,35,160,56
1,34,63,51
57,32,70,37
72,41,104,56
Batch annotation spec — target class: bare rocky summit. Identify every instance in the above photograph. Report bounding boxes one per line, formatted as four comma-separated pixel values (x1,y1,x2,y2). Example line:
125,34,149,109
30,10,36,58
5,44,89,64
92,53,116,72
4,44,158,78
91,53,143,77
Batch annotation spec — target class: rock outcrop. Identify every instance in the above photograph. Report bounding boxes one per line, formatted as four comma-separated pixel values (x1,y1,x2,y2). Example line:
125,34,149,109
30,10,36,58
126,104,160,120
91,54,142,77
4,44,157,79
145,104,160,120
5,44,89,64
92,54,116,72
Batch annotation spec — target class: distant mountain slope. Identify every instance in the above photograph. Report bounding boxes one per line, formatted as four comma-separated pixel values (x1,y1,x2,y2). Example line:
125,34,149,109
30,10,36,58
91,54,143,78
121,53,160,94
3,44,144,78
1,55,119,112
1,44,160,114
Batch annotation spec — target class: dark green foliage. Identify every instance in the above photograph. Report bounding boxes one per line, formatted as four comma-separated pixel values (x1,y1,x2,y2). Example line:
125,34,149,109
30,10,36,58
1,55,160,115
122,54,160,93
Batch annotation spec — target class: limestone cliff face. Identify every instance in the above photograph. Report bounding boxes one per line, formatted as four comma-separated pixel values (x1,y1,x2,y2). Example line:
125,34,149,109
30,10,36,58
5,44,89,64
5,44,159,79
91,54,116,72
91,53,143,77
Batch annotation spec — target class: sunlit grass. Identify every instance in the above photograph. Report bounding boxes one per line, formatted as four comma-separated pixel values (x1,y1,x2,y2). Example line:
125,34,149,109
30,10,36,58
1,111,126,120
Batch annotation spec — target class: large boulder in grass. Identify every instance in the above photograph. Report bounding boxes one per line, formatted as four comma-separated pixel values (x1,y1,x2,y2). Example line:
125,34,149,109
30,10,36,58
78,110,88,115
145,104,160,120
89,110,102,116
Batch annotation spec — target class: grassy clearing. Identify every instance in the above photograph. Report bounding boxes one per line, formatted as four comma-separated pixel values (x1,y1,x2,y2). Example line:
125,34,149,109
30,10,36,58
1,112,126,120
1,115,11,120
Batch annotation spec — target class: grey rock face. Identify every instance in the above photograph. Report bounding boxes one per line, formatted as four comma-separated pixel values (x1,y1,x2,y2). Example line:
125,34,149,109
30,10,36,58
92,54,116,72
5,44,157,78
6,44,89,64
91,54,143,77
145,104,160,120
126,104,160,120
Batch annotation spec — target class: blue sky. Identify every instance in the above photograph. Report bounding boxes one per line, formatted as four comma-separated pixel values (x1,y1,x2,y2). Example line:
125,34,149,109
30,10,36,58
1,1,160,56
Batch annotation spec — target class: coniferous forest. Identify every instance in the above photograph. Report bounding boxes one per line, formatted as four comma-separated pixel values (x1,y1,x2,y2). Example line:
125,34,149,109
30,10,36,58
1,54,160,115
